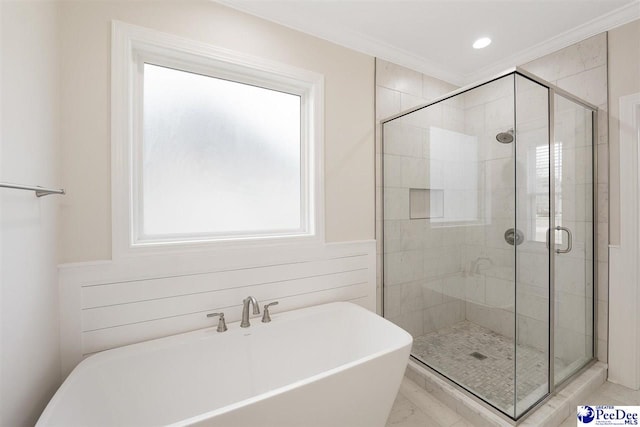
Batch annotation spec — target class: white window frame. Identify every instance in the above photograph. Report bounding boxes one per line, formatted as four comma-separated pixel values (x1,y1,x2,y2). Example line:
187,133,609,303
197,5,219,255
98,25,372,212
111,21,324,258
526,142,562,244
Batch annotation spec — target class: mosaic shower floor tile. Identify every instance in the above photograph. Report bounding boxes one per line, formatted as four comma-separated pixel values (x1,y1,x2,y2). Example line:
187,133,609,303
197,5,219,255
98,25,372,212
412,321,567,412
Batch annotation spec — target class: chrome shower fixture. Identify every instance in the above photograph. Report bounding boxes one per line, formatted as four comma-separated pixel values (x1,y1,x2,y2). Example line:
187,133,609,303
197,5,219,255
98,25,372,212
496,129,514,144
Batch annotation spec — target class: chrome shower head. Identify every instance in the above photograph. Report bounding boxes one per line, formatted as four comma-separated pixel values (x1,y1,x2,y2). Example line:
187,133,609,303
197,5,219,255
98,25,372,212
496,129,514,144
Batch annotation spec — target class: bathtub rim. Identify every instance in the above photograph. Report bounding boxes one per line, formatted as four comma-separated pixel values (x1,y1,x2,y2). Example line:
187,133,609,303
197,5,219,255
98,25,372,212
39,301,412,426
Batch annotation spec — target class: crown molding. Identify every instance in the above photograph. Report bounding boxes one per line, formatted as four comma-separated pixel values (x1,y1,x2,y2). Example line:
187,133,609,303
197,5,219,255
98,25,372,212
215,0,639,86
466,0,640,84
214,0,465,85
339,31,467,86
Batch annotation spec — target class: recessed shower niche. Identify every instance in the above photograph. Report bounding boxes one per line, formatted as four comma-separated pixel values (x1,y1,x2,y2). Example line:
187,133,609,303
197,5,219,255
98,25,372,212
382,68,596,420
409,189,444,219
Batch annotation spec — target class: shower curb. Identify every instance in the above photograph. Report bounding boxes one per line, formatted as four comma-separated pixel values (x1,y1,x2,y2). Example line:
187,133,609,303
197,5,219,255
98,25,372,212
405,359,607,426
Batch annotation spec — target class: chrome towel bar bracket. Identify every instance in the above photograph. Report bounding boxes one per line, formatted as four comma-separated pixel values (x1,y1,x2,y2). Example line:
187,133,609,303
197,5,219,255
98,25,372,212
0,182,66,197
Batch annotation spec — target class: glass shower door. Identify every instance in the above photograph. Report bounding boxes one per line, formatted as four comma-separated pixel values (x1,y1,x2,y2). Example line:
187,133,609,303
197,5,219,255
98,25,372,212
382,74,518,415
552,93,595,385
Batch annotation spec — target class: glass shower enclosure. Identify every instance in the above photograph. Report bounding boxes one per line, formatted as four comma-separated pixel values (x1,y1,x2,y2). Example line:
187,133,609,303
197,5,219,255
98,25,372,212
381,68,596,420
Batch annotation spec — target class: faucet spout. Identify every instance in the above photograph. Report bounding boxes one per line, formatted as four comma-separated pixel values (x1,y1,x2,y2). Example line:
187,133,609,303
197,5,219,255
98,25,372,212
241,296,260,328
472,257,493,275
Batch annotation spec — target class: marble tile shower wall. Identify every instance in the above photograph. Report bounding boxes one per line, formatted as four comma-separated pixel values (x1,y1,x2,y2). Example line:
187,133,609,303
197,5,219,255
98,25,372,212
380,66,524,341
458,76,519,342
379,68,547,348
377,59,462,336
378,30,606,361
521,32,608,362
444,77,551,354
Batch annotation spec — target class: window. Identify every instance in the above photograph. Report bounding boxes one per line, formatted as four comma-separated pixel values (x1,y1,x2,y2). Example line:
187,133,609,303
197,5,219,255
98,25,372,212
528,143,562,243
141,63,302,239
112,22,324,256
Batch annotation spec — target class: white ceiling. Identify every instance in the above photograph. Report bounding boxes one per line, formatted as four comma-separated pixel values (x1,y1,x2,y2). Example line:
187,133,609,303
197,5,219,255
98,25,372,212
217,0,640,85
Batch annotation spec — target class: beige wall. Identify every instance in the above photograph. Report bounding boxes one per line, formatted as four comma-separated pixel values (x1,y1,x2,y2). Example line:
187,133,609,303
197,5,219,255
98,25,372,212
1,3,62,425
59,1,375,263
608,19,640,246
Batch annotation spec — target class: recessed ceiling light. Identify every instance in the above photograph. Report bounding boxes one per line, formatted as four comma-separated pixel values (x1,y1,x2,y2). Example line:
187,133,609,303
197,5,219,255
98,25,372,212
473,37,492,49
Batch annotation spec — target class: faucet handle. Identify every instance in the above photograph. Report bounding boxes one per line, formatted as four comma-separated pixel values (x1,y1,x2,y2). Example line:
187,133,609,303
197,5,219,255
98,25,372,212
206,312,228,332
261,301,279,323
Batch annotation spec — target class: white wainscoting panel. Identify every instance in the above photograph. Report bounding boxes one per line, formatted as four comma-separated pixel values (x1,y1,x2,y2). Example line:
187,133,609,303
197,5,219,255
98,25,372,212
59,240,376,376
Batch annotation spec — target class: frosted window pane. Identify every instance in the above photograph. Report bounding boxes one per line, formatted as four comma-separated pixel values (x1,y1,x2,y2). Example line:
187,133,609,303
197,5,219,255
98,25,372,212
142,63,301,237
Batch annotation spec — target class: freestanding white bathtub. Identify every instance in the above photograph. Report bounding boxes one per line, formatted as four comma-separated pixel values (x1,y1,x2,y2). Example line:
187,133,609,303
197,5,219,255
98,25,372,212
37,302,412,427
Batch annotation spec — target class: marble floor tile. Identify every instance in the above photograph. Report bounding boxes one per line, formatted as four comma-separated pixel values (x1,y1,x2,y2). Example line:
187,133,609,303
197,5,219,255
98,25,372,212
558,414,577,427
387,377,468,427
386,390,444,427
400,377,463,427
594,381,640,405
387,374,638,427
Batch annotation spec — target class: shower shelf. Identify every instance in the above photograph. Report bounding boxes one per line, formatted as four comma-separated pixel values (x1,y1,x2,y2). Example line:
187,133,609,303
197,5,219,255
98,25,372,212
0,182,65,197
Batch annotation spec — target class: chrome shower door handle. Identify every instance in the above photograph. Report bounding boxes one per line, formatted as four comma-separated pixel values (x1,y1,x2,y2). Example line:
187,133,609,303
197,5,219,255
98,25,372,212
546,226,573,253
556,226,572,254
